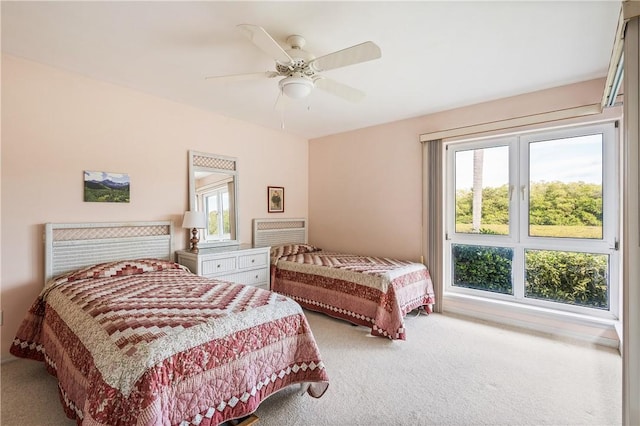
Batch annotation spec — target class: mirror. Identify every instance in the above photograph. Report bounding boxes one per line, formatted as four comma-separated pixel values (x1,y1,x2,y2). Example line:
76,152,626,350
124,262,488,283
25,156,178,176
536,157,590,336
188,150,239,247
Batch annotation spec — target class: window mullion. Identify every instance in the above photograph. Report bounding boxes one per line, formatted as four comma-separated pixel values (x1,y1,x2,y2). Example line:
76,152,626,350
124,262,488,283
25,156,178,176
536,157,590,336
512,138,525,300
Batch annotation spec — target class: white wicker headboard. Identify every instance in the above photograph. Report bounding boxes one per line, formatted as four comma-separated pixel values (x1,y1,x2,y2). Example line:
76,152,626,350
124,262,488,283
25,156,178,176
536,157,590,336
44,221,173,284
253,218,308,247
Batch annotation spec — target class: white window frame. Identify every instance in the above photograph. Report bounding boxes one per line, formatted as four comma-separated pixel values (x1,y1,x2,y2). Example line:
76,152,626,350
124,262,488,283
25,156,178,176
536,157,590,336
444,121,620,320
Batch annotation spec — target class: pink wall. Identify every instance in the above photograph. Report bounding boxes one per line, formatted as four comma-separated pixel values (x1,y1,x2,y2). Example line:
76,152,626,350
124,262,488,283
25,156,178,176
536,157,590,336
308,78,607,260
0,55,309,359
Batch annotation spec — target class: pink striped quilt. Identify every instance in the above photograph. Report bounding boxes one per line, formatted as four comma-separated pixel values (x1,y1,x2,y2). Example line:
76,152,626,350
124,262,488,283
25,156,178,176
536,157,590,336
270,251,435,340
11,259,329,425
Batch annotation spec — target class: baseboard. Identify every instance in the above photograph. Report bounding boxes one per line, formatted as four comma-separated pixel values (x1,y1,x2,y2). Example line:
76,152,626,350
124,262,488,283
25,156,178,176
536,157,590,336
444,293,620,349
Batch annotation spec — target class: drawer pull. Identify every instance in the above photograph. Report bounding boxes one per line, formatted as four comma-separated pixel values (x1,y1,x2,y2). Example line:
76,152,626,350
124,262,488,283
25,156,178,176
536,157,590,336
255,275,259,279
217,264,221,268
251,259,255,263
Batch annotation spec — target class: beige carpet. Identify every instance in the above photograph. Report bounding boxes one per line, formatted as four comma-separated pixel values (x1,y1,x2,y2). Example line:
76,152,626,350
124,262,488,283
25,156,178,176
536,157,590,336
1,311,621,425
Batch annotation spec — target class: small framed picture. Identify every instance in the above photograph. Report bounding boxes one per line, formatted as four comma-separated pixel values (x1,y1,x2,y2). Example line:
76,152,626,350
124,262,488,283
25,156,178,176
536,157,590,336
268,186,284,213
84,171,130,203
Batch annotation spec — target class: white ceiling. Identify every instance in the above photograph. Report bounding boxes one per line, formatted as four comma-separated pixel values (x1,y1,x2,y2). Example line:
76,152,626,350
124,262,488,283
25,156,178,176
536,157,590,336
1,1,621,140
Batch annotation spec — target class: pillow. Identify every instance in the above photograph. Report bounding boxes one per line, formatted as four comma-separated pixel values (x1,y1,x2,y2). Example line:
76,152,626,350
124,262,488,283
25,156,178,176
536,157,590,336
270,243,321,259
54,259,187,284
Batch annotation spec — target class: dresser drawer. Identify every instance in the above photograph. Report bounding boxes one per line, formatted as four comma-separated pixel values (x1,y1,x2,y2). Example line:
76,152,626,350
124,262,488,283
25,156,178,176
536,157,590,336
223,268,269,287
201,256,236,275
238,252,269,270
176,245,270,287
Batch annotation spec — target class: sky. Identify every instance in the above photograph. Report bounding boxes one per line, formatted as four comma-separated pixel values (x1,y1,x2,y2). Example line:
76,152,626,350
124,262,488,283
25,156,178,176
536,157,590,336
84,171,130,183
455,134,603,190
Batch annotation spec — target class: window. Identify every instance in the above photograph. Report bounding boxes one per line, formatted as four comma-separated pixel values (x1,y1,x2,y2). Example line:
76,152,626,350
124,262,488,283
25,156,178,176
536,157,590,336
445,122,619,318
197,184,231,240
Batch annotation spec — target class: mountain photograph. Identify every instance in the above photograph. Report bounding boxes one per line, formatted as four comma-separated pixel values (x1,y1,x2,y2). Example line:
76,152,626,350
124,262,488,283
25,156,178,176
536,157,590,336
83,171,130,203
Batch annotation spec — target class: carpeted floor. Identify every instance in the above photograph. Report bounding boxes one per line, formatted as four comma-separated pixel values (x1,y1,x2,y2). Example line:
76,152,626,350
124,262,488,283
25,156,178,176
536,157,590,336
1,310,621,425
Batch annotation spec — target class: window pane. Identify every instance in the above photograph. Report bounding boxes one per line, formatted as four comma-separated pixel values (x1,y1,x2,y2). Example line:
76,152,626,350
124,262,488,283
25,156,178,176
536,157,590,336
206,194,219,235
455,146,510,235
222,192,230,235
528,135,603,239
452,244,513,294
525,249,609,309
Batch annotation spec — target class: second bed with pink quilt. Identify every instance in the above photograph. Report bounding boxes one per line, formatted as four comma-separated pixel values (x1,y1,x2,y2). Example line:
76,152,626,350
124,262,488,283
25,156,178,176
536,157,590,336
270,244,436,340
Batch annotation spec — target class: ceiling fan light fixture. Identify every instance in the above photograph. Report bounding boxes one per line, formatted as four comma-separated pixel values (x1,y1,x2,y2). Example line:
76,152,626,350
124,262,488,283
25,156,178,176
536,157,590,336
279,75,314,99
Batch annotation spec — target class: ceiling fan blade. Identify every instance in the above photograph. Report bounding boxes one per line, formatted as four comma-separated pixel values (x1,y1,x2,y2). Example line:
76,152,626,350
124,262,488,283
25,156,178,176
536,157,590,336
310,41,381,72
205,71,279,83
237,24,293,64
314,77,366,102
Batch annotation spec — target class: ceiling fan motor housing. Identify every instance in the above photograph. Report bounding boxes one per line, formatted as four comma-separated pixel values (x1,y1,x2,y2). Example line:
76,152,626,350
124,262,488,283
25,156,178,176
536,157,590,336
280,35,316,77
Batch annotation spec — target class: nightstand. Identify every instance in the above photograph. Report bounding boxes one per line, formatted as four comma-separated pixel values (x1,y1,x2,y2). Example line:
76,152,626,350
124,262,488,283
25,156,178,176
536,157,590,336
176,244,270,290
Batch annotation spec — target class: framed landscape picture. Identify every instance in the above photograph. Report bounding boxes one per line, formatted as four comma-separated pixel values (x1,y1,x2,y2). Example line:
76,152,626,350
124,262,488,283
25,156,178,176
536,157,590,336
268,186,284,213
84,171,130,203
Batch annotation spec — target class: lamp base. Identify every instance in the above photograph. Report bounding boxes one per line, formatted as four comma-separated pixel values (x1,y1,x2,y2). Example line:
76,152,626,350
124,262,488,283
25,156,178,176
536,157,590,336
189,228,200,253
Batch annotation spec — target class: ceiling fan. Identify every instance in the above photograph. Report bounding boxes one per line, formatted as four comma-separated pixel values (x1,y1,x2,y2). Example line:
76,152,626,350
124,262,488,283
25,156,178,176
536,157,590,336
206,24,382,103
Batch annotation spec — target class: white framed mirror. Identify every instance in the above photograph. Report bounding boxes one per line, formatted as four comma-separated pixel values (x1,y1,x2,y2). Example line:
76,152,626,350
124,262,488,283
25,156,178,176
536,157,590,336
188,150,239,247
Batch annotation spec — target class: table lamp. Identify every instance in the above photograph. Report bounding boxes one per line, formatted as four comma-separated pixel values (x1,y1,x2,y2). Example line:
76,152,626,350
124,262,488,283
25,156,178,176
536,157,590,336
182,211,207,253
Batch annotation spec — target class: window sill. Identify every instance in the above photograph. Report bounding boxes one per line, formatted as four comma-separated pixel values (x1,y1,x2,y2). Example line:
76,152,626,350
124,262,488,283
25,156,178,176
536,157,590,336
443,292,621,349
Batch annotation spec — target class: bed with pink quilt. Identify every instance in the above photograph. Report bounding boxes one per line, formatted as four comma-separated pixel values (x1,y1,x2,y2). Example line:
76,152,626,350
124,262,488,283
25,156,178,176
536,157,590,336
254,218,435,340
10,222,329,426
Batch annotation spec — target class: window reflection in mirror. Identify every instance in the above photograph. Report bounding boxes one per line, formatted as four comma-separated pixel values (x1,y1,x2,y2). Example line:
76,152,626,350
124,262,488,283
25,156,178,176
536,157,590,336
189,151,238,247
194,171,233,240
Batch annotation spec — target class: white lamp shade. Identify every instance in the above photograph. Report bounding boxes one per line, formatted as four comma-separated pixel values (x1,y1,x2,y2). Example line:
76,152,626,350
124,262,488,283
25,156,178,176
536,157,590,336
279,75,314,99
182,211,207,229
